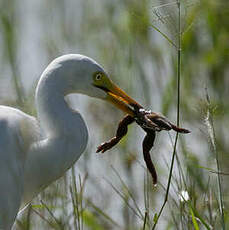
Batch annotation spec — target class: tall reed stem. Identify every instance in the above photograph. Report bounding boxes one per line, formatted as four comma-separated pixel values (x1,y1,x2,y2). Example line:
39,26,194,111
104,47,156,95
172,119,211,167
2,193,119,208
152,1,181,229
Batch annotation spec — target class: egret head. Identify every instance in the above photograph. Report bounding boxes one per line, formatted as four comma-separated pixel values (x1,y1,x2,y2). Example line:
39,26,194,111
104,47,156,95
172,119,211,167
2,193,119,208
47,54,142,116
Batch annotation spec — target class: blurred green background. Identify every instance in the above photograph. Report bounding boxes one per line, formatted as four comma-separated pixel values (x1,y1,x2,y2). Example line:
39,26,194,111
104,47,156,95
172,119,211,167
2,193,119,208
0,0,228,229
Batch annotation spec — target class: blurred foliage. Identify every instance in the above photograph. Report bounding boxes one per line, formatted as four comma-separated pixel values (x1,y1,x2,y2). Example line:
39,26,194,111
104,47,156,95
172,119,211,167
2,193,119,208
0,0,228,229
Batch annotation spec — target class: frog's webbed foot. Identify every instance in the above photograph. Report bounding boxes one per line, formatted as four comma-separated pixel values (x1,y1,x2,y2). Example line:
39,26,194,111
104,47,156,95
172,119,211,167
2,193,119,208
96,138,119,153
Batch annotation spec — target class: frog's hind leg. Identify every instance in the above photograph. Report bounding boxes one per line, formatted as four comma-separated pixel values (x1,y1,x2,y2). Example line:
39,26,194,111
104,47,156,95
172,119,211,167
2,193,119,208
97,115,135,153
142,130,157,186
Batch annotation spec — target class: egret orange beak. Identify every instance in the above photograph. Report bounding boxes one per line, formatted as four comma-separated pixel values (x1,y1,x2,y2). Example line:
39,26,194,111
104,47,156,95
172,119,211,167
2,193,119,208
106,88,140,116
102,80,143,116
93,74,143,116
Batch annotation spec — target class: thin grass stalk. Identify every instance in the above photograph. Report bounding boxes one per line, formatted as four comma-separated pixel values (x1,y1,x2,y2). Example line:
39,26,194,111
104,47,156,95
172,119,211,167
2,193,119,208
69,185,78,230
40,200,63,230
189,205,200,230
85,199,121,228
143,171,150,228
71,168,81,230
150,23,177,48
104,178,143,220
111,166,144,219
199,166,229,176
170,206,180,229
205,90,225,230
206,178,213,226
152,133,179,230
31,207,57,229
187,200,212,230
143,211,148,230
26,204,32,230
79,175,84,230
152,1,181,229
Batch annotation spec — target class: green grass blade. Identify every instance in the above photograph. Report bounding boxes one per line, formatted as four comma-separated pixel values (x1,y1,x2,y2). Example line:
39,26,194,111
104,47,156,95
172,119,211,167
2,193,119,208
189,206,200,230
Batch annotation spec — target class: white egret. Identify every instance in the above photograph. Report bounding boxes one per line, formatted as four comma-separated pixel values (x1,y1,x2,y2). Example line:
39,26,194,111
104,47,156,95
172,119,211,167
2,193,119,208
0,54,141,230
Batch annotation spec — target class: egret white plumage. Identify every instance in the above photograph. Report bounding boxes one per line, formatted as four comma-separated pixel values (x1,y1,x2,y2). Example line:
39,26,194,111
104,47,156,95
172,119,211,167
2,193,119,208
0,54,141,229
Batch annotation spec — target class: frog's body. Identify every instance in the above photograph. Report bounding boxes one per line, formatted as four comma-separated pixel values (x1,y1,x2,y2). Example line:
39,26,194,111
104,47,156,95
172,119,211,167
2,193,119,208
97,105,190,186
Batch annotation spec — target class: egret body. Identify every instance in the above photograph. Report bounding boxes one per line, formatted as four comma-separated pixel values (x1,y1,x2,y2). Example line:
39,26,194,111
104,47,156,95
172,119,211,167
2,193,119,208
0,54,140,229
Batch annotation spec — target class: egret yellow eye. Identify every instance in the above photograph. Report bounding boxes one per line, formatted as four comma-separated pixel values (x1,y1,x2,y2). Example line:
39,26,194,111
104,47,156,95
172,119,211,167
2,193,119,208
95,73,103,81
